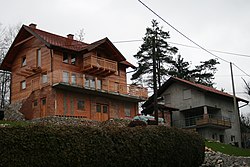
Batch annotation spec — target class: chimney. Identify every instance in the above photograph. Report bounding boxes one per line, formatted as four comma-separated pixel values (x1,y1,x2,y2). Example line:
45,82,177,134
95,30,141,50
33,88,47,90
29,23,37,29
67,34,74,40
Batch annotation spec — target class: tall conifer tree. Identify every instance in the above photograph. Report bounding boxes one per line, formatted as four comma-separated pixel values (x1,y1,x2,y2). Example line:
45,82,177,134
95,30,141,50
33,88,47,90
131,20,178,88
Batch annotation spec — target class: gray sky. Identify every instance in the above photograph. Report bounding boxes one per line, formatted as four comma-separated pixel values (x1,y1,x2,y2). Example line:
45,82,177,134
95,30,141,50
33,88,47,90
1,0,250,114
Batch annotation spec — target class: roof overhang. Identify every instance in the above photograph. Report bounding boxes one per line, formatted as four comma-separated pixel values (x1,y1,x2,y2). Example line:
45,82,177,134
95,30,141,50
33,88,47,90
141,103,179,115
53,83,146,103
142,77,249,108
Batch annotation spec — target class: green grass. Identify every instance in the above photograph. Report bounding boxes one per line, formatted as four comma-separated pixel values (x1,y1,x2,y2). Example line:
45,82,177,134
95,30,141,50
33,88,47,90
0,120,30,127
205,140,250,156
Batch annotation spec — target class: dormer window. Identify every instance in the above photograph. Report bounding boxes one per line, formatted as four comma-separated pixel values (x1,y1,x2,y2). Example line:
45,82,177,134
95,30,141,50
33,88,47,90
21,56,27,67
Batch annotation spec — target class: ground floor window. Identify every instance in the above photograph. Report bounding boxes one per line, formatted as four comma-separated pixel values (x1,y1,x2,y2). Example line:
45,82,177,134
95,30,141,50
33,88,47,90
77,100,85,110
125,104,131,117
33,100,38,108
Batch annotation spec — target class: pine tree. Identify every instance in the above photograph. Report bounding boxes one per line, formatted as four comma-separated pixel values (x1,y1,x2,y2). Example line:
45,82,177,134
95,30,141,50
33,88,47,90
168,54,219,87
168,54,192,80
192,59,220,87
131,20,178,88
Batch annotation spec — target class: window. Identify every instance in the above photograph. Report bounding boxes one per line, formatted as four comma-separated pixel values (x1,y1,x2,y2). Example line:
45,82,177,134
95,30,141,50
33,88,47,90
212,133,217,140
97,79,102,89
231,135,235,142
103,105,108,113
96,104,101,112
71,73,77,85
42,73,48,84
96,103,108,113
21,80,26,90
63,53,69,63
77,100,84,110
125,104,131,117
85,76,95,88
71,54,76,65
90,79,95,88
114,82,119,92
183,89,191,100
42,98,46,105
37,49,41,67
21,56,26,67
63,71,69,83
33,100,38,108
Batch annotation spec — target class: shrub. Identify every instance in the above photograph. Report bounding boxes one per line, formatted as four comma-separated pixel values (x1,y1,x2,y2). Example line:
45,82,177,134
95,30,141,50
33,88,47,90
0,125,204,167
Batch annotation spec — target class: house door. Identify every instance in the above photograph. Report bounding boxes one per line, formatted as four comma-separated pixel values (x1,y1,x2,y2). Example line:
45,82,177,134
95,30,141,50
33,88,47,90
96,103,109,121
40,98,47,117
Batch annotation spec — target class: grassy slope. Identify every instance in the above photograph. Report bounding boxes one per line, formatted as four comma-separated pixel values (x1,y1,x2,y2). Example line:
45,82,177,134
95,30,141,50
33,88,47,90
0,120,30,127
205,140,250,156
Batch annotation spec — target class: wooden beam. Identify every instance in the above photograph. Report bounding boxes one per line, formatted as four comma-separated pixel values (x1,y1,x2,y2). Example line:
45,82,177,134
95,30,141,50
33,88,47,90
14,36,34,47
20,70,33,75
15,72,28,77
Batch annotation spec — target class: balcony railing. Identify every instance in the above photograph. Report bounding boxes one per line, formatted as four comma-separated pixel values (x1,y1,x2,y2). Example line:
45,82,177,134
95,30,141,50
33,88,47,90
173,114,231,129
52,70,148,100
82,55,118,76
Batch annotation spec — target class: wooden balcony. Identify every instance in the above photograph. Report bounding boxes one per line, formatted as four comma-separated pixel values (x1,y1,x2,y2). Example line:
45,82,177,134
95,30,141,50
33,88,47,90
82,55,118,77
173,114,231,129
52,70,148,100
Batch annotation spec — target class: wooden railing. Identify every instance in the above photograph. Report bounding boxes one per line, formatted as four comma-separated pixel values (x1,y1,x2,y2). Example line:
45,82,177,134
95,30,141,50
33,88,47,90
83,55,118,72
173,114,231,129
52,70,148,99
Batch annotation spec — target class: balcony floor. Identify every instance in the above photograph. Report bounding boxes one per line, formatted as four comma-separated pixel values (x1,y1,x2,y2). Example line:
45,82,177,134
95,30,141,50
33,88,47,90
52,82,146,102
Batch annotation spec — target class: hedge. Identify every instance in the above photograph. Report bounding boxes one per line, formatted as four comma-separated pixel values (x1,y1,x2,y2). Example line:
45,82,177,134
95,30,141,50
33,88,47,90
0,125,204,167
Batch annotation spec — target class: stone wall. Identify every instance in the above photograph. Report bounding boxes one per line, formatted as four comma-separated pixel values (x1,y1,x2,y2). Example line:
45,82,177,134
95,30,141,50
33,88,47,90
3,102,25,121
201,147,250,167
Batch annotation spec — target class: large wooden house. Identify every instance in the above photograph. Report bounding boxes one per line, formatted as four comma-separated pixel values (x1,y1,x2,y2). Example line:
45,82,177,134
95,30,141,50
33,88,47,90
0,23,148,121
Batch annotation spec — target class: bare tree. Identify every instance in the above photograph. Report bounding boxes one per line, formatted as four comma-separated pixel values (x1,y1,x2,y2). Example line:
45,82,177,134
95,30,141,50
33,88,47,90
0,23,21,108
242,78,250,96
75,28,85,42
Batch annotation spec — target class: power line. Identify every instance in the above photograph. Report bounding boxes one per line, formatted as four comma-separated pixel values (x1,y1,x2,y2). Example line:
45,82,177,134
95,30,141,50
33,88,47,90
233,63,250,78
138,0,230,64
168,42,250,58
138,0,250,78
114,39,250,58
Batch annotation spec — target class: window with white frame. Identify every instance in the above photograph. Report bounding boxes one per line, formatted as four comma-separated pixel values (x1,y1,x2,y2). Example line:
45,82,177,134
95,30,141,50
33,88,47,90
37,49,41,67
71,73,77,85
63,71,69,83
21,80,26,90
42,73,48,84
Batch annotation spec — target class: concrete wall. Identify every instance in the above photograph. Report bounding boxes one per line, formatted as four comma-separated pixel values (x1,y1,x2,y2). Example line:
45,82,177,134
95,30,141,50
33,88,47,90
160,82,241,146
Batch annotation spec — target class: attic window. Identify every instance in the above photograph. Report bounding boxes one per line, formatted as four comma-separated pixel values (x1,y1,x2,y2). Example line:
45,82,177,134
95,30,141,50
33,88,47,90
71,54,76,65
21,56,26,67
63,53,69,63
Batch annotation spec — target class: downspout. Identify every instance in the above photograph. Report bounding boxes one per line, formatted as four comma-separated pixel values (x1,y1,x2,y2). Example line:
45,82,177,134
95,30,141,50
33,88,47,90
170,111,173,127
9,72,12,104
50,49,53,85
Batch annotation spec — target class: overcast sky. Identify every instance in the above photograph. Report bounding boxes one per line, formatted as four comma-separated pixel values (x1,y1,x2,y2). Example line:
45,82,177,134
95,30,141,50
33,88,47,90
1,0,250,114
